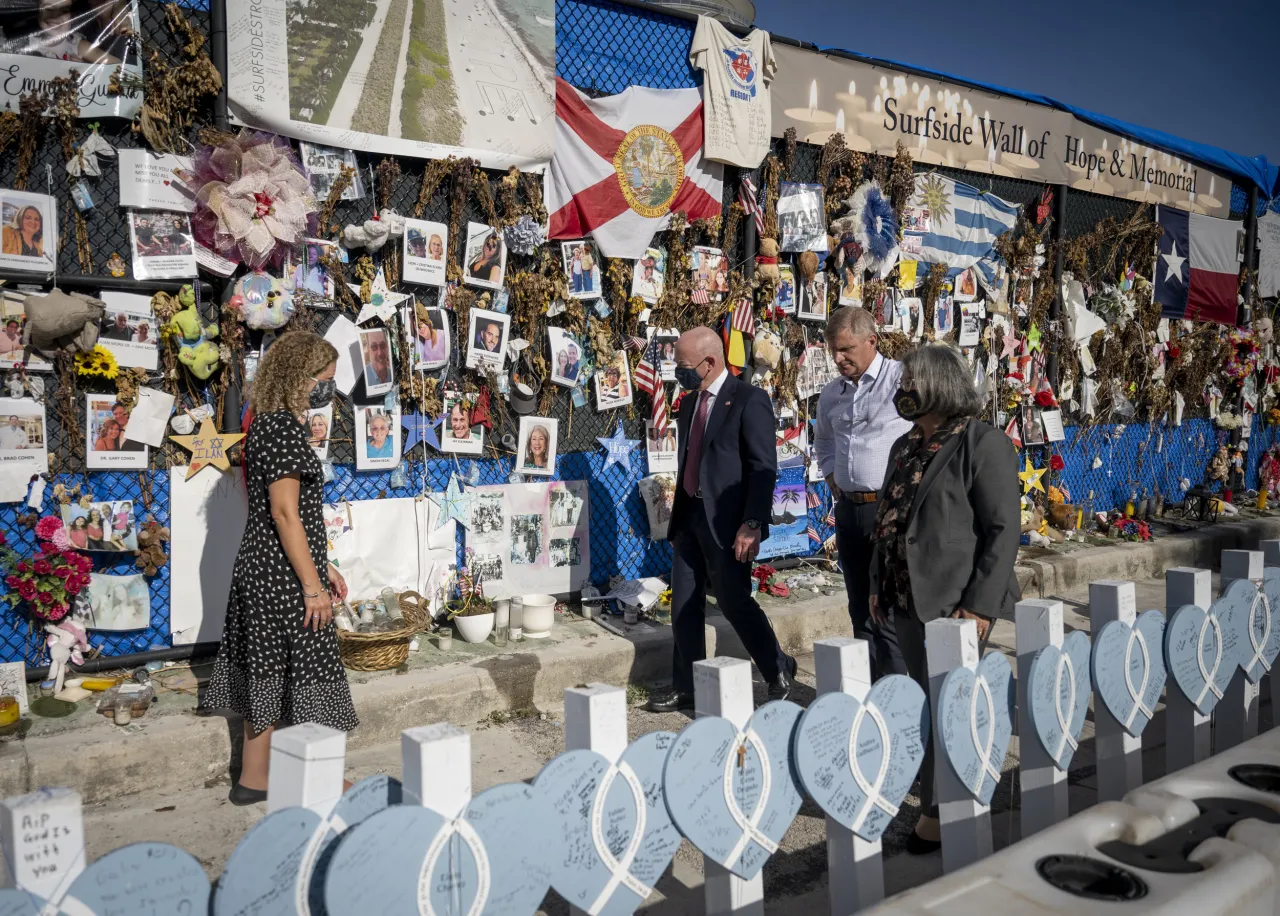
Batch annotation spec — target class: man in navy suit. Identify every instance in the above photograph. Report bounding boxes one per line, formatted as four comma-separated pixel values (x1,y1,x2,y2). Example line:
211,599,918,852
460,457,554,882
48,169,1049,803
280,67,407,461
647,326,796,713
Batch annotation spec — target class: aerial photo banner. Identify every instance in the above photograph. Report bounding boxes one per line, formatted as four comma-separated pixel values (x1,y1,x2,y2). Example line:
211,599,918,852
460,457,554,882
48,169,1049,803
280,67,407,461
226,0,555,170
770,44,1233,218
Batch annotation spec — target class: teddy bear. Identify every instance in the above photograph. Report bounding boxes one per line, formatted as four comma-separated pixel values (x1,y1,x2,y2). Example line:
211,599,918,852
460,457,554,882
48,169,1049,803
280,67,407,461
168,290,219,346
754,238,781,282
134,519,170,577
46,620,90,694
22,288,104,355
179,340,220,380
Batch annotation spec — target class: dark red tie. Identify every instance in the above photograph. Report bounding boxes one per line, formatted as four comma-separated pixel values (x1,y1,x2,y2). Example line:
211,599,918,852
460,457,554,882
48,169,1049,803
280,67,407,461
683,391,711,497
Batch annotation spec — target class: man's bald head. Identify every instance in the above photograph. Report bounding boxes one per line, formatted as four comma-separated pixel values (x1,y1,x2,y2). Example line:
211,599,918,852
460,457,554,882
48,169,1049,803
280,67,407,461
674,326,725,392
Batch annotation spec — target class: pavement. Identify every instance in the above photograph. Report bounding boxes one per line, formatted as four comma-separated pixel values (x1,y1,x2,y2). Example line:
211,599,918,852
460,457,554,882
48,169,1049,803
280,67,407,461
325,0,398,131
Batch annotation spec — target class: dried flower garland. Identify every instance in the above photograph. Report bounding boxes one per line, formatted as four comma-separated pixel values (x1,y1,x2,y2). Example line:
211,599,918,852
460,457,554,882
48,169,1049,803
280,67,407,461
128,3,221,153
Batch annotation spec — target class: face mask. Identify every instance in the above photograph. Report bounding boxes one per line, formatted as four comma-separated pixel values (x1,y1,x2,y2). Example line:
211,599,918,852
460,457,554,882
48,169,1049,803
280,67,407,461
674,363,704,392
308,378,336,408
893,387,922,421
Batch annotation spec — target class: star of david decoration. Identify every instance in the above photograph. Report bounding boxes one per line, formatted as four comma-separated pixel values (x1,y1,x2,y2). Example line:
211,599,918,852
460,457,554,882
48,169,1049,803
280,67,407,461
169,418,246,479
402,411,443,454
435,474,470,530
596,421,640,474
1020,456,1048,495
350,267,411,324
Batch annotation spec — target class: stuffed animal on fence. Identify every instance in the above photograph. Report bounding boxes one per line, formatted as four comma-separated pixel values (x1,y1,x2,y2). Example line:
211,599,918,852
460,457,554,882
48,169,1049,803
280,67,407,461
135,519,170,577
179,340,221,381
230,271,294,330
343,208,406,252
167,287,218,346
21,289,104,355
754,237,781,282
45,620,90,694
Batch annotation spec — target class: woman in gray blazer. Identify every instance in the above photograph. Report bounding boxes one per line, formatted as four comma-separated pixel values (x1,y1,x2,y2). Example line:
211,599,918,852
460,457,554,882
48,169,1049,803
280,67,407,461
868,342,1021,854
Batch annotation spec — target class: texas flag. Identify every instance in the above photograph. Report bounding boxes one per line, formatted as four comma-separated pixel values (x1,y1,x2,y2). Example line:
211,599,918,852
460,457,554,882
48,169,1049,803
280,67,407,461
548,78,723,259
1154,205,1243,325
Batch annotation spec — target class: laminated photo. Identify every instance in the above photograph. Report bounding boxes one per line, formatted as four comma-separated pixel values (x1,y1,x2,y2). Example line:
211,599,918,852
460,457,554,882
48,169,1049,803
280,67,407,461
441,391,483,455
549,538,581,568
0,292,50,370
128,211,197,280
306,405,332,462
955,267,979,302
645,419,678,474
463,222,507,290
653,328,678,381
298,143,365,201
355,403,401,470
117,150,194,212
83,573,150,631
561,240,601,300
773,264,796,314
286,238,341,301
631,248,665,303
594,351,634,411
358,327,394,396
62,500,137,553
403,219,447,287
549,486,583,528
0,398,47,474
517,416,558,477
777,182,826,252
934,293,954,334
97,292,159,370
407,304,450,371
796,272,828,322
85,396,147,470
690,246,728,302
547,327,583,388
466,308,509,370
470,493,505,540
838,262,863,305
0,190,56,275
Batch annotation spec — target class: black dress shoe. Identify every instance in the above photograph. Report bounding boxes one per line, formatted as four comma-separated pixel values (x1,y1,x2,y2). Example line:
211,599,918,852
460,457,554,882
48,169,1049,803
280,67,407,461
766,655,799,702
229,783,268,806
646,690,694,713
905,830,942,855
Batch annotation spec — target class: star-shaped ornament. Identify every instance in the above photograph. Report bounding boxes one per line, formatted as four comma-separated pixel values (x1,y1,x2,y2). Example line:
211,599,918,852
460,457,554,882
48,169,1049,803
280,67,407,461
350,267,411,324
402,411,443,454
596,421,640,473
1162,241,1186,286
434,475,470,530
1000,326,1020,360
169,418,246,479
1027,324,1043,353
1019,456,1048,495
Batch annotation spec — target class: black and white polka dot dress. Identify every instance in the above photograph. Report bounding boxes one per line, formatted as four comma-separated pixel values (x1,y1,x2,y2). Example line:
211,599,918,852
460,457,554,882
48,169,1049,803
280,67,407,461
201,410,357,733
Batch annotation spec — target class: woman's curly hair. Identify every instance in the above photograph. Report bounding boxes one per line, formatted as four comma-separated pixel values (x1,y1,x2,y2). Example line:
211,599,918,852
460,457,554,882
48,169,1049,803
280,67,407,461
250,330,338,417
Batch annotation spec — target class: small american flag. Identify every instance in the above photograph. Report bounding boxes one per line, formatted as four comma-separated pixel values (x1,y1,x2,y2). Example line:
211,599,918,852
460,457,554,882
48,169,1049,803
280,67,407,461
633,336,661,396
823,511,836,527
807,489,821,509
739,175,764,235
624,335,648,352
807,524,822,545
671,387,686,414
1004,415,1023,449
730,298,755,336
691,287,710,305
650,384,669,434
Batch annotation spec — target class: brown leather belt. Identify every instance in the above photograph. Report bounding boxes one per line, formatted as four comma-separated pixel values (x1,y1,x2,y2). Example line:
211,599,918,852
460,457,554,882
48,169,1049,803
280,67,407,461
843,490,878,504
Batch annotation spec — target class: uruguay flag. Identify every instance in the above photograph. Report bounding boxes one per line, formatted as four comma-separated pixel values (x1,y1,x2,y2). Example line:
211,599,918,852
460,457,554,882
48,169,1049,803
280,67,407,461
1154,206,1242,325
903,174,1019,288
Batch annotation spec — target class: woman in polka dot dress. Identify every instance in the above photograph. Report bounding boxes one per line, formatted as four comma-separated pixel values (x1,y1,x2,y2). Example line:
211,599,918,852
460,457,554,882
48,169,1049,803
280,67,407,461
200,330,356,805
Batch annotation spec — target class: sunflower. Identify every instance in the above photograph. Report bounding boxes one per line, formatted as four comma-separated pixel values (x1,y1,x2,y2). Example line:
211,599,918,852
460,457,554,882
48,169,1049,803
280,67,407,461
74,345,119,380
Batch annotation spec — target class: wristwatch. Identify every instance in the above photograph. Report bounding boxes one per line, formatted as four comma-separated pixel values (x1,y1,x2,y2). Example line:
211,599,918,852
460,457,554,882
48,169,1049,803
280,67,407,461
744,519,761,531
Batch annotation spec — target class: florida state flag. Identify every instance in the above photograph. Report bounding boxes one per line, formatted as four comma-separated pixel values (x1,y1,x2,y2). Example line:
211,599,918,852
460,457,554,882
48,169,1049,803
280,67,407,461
548,78,723,259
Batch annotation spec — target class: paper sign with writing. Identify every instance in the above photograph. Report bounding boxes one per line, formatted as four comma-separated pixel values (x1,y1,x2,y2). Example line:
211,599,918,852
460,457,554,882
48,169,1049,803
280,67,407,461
1091,610,1167,737
64,843,209,915
937,652,1015,806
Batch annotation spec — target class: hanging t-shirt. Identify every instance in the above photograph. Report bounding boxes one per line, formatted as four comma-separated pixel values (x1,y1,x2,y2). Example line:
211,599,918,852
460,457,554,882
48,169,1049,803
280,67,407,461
688,16,777,169
1259,210,1280,300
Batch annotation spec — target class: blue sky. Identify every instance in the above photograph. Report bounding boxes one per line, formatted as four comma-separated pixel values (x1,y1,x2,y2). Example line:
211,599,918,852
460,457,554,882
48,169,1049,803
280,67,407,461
753,0,1279,164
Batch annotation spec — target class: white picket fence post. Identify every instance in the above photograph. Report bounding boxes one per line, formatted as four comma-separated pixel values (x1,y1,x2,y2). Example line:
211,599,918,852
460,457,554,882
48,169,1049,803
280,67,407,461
267,722,347,815
401,722,471,816
0,787,85,904
925,617,991,874
694,657,764,916
1015,599,1068,838
1165,566,1213,773
814,637,884,911
1089,580,1143,801
1216,549,1263,751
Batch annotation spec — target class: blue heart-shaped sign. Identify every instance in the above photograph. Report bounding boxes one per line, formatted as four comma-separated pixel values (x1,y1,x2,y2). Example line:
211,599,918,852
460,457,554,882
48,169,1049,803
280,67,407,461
792,674,927,842
0,893,36,915
63,843,210,915
533,732,681,916
324,782,557,915
1228,574,1280,684
1091,610,1166,737
1164,602,1231,716
1026,631,1092,770
214,775,402,916
937,652,1015,805
663,700,804,880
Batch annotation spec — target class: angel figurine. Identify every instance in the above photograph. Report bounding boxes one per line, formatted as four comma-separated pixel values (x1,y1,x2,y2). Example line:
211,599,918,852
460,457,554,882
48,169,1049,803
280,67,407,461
1208,444,1230,486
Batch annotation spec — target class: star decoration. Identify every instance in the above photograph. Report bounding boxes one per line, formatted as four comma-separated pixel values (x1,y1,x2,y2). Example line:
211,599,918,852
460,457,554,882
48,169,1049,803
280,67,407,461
1019,456,1048,495
169,418,246,479
596,421,640,473
350,267,411,324
1000,326,1020,360
434,475,470,530
1026,324,1043,353
1161,241,1186,285
402,411,443,454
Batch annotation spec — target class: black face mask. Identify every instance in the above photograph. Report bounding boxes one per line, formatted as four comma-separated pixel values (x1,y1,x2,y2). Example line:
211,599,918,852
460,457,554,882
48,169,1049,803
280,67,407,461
893,387,923,420
674,363,705,393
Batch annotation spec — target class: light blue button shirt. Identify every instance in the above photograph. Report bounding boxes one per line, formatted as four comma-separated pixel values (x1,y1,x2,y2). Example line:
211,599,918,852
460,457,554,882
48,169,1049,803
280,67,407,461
814,353,913,493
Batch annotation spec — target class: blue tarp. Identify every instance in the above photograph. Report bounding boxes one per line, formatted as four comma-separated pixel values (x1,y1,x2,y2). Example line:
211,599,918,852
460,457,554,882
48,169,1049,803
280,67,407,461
817,45,1278,199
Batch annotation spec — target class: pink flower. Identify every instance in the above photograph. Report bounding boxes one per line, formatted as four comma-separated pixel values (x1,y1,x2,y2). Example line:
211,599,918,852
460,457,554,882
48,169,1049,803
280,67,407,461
53,566,72,579
16,562,29,574
49,528,71,551
46,603,68,622
4,575,18,588
73,555,91,573
34,517,62,541
17,581,35,600
35,591,52,605
32,559,50,575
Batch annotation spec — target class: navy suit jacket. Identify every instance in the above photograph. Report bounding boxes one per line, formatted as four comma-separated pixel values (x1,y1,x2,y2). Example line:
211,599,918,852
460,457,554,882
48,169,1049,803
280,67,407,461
670,372,777,550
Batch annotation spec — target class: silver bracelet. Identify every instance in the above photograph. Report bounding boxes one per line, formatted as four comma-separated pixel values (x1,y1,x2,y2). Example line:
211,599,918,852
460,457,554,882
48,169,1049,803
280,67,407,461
302,587,324,598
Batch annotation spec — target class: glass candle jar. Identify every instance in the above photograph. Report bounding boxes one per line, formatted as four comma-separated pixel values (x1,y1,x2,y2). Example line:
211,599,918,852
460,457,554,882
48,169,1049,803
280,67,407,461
437,629,453,651
510,597,524,641
113,697,133,726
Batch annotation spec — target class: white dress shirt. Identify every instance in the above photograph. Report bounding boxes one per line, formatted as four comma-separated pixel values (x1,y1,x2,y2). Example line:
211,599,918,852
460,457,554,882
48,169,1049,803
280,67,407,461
694,368,729,433
814,353,912,492
0,425,28,451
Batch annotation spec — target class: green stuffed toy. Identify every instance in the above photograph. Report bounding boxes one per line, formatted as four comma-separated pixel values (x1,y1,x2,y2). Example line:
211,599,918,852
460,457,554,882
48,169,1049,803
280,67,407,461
179,340,220,381
168,285,218,346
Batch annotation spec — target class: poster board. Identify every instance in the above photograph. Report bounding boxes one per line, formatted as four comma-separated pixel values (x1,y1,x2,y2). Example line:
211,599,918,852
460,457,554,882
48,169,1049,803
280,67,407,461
758,466,809,561
464,480,590,600
168,470,249,645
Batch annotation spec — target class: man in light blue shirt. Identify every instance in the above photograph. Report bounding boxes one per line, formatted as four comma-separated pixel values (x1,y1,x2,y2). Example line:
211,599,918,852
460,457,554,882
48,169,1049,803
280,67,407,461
814,307,912,680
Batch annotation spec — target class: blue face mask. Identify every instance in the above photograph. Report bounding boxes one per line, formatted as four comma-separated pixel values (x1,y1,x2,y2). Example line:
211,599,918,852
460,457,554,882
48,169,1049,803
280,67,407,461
674,361,705,393
308,378,336,408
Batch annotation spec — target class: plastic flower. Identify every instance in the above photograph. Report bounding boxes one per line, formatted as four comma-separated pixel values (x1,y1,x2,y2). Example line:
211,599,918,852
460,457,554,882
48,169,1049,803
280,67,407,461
32,559,50,575
49,527,71,551
4,575,18,588
53,566,72,579
34,516,61,541
1034,390,1056,408
1168,344,1182,360
47,603,68,622
1049,455,1065,471
16,562,29,574
35,591,52,605
17,581,35,600
75,345,120,380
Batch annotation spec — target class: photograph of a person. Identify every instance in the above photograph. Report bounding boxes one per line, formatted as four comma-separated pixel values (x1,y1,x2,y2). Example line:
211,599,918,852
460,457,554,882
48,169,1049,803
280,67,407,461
466,308,510,370
838,262,863,305
288,239,338,298
549,486,583,528
60,500,138,552
654,328,678,381
470,493,505,539
0,191,55,273
355,404,401,470
84,573,150,631
306,405,332,462
796,272,828,322
955,267,978,302
470,554,503,586
0,397,48,473
440,391,483,455
299,143,365,201
358,327,394,395
403,219,447,287
405,304,450,371
773,263,795,313
631,248,665,303
547,327,583,388
517,416,558,477
934,294,954,334
594,351,633,411
549,538,581,568
510,514,543,566
85,396,147,469
128,210,196,280
96,291,160,371
463,222,506,290
645,419,678,474
0,293,48,370
561,240,601,300
0,0,140,69
690,246,728,302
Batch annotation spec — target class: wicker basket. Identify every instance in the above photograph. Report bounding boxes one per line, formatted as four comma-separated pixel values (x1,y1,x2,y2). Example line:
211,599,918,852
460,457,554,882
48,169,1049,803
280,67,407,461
336,591,430,672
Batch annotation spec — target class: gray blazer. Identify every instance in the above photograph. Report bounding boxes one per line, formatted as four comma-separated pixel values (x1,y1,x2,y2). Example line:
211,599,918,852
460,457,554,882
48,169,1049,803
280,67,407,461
869,419,1021,621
